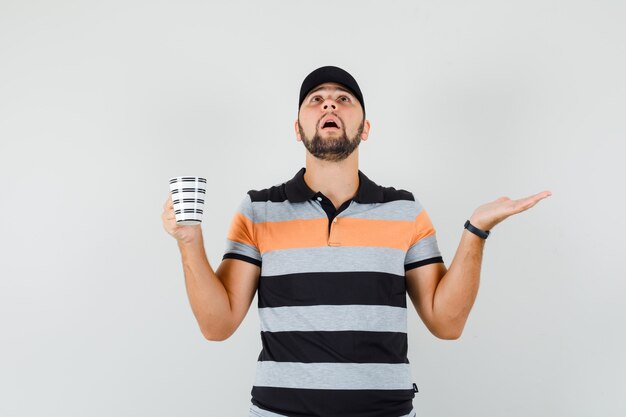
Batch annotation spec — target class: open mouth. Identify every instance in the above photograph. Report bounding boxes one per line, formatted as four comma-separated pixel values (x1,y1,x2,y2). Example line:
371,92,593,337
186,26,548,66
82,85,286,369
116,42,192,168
321,120,340,129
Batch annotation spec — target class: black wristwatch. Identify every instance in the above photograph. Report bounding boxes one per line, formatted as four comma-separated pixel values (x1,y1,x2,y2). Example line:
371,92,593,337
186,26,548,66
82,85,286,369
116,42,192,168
464,220,490,239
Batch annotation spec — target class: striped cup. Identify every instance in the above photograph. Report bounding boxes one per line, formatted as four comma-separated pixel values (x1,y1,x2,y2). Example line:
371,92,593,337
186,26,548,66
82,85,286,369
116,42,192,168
168,176,207,225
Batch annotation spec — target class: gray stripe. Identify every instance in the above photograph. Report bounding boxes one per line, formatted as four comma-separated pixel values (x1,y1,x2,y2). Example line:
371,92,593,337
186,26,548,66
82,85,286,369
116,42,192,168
226,231,443,271
261,246,406,276
251,199,422,223
223,194,262,261
237,194,256,219
223,239,261,262
259,305,407,333
254,362,414,390
405,234,442,264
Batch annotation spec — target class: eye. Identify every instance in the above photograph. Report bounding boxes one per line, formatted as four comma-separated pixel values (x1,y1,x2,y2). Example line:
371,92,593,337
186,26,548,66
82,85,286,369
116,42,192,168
311,96,321,102
339,96,350,102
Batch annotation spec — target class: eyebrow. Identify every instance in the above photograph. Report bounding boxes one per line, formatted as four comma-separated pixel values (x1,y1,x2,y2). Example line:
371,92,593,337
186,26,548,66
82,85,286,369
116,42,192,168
307,86,354,98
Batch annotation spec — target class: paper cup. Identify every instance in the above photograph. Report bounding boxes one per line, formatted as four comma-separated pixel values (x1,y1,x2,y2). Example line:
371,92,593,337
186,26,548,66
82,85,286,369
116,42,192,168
168,176,207,225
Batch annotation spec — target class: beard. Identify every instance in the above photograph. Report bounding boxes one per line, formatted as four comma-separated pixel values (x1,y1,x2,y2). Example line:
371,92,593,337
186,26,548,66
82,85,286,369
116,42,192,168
298,116,365,162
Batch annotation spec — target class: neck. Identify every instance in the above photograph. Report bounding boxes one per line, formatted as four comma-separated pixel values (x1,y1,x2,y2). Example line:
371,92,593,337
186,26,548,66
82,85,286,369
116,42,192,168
303,151,360,204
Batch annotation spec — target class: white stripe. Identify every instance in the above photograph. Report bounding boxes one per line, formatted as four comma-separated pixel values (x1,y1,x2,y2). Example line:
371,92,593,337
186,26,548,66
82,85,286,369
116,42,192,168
260,245,406,276
254,361,413,390
259,304,407,333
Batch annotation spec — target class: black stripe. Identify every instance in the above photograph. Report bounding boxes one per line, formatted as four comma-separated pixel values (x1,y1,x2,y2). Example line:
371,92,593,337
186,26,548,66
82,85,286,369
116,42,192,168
259,330,409,364
173,198,205,204
169,178,206,183
182,208,203,213
258,271,406,308
170,188,206,194
248,184,414,204
174,209,203,214
222,253,262,267
404,256,444,272
251,386,414,417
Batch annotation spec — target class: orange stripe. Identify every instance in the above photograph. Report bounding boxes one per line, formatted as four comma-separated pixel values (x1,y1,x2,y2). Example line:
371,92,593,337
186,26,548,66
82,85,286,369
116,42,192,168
408,209,436,247
259,218,328,252
254,212,435,253
226,212,257,247
229,209,436,254
331,217,413,249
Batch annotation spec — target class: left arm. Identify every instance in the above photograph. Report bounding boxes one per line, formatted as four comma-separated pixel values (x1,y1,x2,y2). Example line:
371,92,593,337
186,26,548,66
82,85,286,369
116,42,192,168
406,228,484,340
406,190,552,340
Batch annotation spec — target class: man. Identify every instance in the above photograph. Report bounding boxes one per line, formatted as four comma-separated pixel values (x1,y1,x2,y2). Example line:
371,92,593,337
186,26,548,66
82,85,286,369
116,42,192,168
161,65,551,417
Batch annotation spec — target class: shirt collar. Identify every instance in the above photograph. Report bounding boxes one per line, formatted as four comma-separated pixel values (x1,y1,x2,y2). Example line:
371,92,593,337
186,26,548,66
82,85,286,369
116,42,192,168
284,167,384,204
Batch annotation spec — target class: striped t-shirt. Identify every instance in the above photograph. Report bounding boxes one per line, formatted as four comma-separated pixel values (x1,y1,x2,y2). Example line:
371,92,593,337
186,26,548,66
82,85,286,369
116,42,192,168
223,167,444,417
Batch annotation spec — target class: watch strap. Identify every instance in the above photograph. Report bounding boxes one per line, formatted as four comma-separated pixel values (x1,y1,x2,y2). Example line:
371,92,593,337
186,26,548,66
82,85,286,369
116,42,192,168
464,219,490,239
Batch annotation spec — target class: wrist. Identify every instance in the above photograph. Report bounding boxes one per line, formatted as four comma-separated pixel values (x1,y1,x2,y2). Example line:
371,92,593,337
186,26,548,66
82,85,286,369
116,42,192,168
177,231,203,248
468,215,489,231
464,219,490,239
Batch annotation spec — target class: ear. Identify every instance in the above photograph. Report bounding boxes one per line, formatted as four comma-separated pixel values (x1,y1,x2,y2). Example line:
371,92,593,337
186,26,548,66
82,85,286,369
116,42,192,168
294,119,302,142
360,119,371,141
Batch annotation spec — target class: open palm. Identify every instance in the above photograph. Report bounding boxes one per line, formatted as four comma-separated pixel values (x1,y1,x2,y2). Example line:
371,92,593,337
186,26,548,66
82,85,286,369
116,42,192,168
469,190,552,231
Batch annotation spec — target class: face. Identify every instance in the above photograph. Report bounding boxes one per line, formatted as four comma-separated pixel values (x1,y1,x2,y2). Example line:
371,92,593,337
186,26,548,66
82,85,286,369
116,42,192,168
295,82,370,162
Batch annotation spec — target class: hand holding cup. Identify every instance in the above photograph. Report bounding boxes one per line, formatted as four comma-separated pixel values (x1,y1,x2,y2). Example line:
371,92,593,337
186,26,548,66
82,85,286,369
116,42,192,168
161,194,203,244
161,176,206,244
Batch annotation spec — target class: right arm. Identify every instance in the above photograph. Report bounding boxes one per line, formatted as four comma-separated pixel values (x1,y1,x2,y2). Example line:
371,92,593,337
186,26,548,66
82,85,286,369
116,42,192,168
177,235,260,341
162,194,260,341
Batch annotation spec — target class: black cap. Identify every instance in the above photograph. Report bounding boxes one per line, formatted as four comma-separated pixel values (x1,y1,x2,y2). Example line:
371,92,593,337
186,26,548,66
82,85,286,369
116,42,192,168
298,65,365,117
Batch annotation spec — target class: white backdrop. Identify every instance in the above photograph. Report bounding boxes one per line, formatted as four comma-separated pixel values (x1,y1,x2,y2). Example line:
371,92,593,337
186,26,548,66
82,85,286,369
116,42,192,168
1,1,624,416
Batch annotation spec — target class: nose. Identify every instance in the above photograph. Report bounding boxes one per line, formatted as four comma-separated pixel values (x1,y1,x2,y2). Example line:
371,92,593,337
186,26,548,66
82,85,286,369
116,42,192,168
322,98,336,110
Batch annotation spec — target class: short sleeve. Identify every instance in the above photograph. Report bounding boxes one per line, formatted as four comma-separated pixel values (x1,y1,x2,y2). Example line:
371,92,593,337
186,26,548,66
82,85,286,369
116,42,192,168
222,193,262,267
404,195,444,272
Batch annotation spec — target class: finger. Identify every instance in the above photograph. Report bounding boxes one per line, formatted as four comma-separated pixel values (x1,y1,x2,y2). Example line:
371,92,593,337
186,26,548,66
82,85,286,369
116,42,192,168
529,190,552,201
516,190,551,204
513,197,538,210
161,210,176,221
512,193,548,212
526,191,552,207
